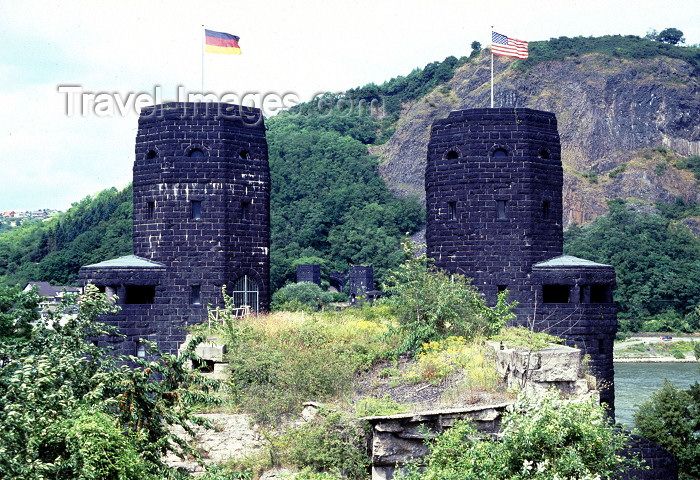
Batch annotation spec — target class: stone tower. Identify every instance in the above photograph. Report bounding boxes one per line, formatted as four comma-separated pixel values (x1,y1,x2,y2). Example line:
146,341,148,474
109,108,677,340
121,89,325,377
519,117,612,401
80,102,270,355
426,108,617,410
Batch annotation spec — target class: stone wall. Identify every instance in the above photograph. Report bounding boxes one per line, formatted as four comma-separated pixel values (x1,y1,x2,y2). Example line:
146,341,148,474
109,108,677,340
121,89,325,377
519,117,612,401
296,264,321,285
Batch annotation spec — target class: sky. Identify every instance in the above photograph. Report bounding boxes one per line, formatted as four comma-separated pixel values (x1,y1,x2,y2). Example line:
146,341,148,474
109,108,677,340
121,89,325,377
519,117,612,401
1,0,699,212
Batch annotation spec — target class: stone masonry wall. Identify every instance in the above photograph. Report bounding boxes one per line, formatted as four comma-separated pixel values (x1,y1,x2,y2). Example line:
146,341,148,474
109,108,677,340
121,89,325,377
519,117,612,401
425,108,563,298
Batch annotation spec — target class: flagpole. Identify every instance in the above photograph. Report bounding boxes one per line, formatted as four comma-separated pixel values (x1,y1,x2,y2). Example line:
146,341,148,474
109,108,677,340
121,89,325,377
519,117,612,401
490,26,494,108
201,25,205,100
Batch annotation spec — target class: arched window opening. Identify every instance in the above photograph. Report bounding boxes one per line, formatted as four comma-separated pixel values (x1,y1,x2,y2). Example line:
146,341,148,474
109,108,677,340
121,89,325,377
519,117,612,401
231,275,259,313
188,148,205,158
146,149,157,160
239,149,250,159
539,149,550,159
445,150,459,160
492,148,508,159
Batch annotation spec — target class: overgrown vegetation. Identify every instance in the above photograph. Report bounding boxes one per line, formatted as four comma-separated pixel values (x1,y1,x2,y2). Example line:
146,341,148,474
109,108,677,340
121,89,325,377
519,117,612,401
634,380,700,480
403,336,499,388
0,285,222,479
521,34,700,70
271,282,339,312
398,390,639,480
0,186,133,288
565,198,700,332
381,239,515,353
204,304,398,425
273,410,370,480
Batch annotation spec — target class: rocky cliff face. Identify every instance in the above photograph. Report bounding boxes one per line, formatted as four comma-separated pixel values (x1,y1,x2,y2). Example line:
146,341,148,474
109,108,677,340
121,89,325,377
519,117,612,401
374,51,700,226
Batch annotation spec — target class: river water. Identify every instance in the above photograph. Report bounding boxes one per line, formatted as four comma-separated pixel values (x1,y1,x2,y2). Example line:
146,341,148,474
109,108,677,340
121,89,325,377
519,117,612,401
614,362,700,428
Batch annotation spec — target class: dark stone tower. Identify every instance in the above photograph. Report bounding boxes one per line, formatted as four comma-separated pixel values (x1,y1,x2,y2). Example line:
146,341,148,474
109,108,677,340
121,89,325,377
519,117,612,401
80,102,270,355
426,108,617,410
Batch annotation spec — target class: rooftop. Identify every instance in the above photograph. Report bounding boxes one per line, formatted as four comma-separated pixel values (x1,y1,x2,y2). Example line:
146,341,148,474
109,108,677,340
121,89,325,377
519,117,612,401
81,255,166,269
533,255,612,268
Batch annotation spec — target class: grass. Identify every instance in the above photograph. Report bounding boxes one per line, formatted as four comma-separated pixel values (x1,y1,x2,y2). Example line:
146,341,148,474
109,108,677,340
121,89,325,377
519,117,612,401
491,326,563,350
191,306,401,425
187,304,564,478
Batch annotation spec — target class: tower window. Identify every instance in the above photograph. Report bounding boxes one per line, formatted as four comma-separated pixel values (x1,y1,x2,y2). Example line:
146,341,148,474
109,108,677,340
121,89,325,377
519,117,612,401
239,149,250,159
191,285,201,305
542,284,570,304
191,200,202,220
492,148,508,159
448,201,457,221
147,201,155,219
188,148,205,158
497,200,507,219
497,285,508,293
124,285,156,305
231,275,259,313
543,201,551,220
241,199,251,220
590,284,611,303
539,149,550,159
445,150,459,160
146,149,157,160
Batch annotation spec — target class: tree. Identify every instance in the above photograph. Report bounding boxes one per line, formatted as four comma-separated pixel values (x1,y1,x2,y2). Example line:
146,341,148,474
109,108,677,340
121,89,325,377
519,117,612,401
470,40,482,57
271,282,335,311
634,380,700,479
0,284,40,347
399,390,639,480
381,239,514,353
564,199,700,331
0,284,220,479
657,27,685,45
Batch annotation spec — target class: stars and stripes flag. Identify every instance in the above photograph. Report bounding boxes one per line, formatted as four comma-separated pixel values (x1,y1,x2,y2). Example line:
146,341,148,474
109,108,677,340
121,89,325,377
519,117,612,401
491,31,528,59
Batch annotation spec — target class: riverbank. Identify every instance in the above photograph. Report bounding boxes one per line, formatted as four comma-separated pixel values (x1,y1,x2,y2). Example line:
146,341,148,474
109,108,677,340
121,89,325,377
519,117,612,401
614,356,698,363
614,336,699,363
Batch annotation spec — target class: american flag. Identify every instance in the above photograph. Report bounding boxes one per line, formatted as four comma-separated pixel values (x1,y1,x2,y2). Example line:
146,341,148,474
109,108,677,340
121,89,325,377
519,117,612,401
492,31,528,59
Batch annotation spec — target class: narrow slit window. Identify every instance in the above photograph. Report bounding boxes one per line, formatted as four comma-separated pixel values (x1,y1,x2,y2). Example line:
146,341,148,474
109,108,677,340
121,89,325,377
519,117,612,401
191,285,201,305
448,201,456,221
147,201,155,219
191,200,202,220
497,200,507,220
241,200,251,220
543,201,551,220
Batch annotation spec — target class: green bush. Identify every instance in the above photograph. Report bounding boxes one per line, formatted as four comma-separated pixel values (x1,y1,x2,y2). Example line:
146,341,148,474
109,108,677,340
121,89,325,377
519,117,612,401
272,282,335,312
635,381,700,479
0,284,221,479
276,411,370,480
381,239,515,353
399,390,638,480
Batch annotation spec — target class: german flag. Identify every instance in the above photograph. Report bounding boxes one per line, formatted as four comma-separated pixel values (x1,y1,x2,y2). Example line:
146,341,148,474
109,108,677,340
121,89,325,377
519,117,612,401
205,29,241,54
